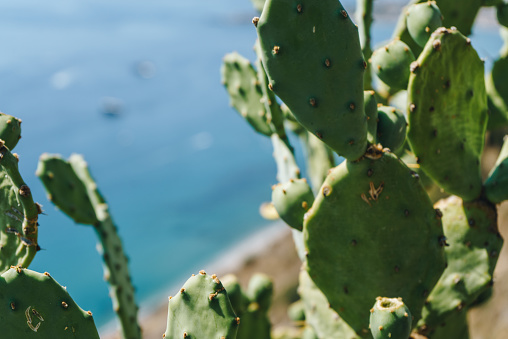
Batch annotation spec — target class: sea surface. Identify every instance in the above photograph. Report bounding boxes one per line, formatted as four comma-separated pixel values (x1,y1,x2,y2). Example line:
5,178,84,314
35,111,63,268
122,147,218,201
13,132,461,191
0,0,503,334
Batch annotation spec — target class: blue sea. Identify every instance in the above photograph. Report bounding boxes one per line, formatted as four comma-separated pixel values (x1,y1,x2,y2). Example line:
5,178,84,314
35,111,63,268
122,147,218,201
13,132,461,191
1,0,502,334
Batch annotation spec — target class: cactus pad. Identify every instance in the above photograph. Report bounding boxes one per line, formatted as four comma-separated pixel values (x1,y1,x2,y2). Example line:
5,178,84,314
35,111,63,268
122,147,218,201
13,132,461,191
376,105,407,154
304,150,446,334
406,1,443,48
222,52,273,137
0,267,99,338
418,196,503,331
0,143,39,274
256,0,368,160
298,269,359,339
36,153,97,225
37,154,140,339
370,39,415,91
272,178,314,231
164,271,239,339
369,297,412,339
407,28,487,201
0,113,22,150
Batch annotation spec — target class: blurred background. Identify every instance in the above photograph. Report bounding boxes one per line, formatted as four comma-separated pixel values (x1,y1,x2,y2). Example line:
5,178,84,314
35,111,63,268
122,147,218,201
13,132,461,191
1,0,504,336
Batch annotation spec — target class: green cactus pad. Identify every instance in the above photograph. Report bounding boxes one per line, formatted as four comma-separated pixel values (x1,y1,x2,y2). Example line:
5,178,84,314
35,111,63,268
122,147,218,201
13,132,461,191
369,297,412,339
37,154,140,339
392,0,424,59
0,113,22,150
407,28,487,201
0,144,39,274
484,136,508,203
257,0,368,160
406,1,443,48
271,134,300,184
165,271,239,339
36,153,97,225
272,178,314,231
370,39,416,91
0,267,99,338
304,150,446,335
418,196,503,331
364,90,378,144
376,105,407,154
222,52,273,137
298,270,359,339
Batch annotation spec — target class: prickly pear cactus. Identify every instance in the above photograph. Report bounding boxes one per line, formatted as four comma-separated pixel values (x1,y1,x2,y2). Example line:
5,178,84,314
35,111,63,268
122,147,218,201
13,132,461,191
417,196,503,333
0,140,39,274
272,178,314,231
0,266,100,338
406,1,443,47
36,154,140,339
370,39,415,91
0,113,22,150
164,270,239,339
407,28,488,201
222,52,273,137
304,150,446,335
256,0,368,160
375,106,407,154
369,297,412,339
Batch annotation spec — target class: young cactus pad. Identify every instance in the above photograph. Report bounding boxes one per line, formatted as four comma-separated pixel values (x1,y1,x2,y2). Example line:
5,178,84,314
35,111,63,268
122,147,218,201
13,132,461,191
0,113,22,150
406,1,443,48
304,150,446,335
407,28,488,201
375,105,407,154
164,271,239,339
369,297,412,339
0,141,39,273
0,266,99,338
256,0,368,160
271,178,314,231
370,39,415,91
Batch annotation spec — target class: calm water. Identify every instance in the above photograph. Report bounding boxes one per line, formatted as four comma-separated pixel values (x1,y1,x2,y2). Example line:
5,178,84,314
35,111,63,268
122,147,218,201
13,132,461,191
0,0,502,333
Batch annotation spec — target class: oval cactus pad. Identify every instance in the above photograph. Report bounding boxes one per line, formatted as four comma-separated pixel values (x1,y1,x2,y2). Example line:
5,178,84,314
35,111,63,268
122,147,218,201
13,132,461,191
256,0,368,160
407,28,487,201
304,151,446,335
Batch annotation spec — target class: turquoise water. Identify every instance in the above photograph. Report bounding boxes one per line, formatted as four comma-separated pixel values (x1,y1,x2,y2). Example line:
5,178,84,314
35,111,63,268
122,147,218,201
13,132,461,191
0,0,503,332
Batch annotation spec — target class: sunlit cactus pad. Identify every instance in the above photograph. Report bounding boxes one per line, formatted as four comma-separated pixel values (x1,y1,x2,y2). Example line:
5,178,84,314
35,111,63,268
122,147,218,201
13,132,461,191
256,0,368,160
304,150,446,335
164,271,239,339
